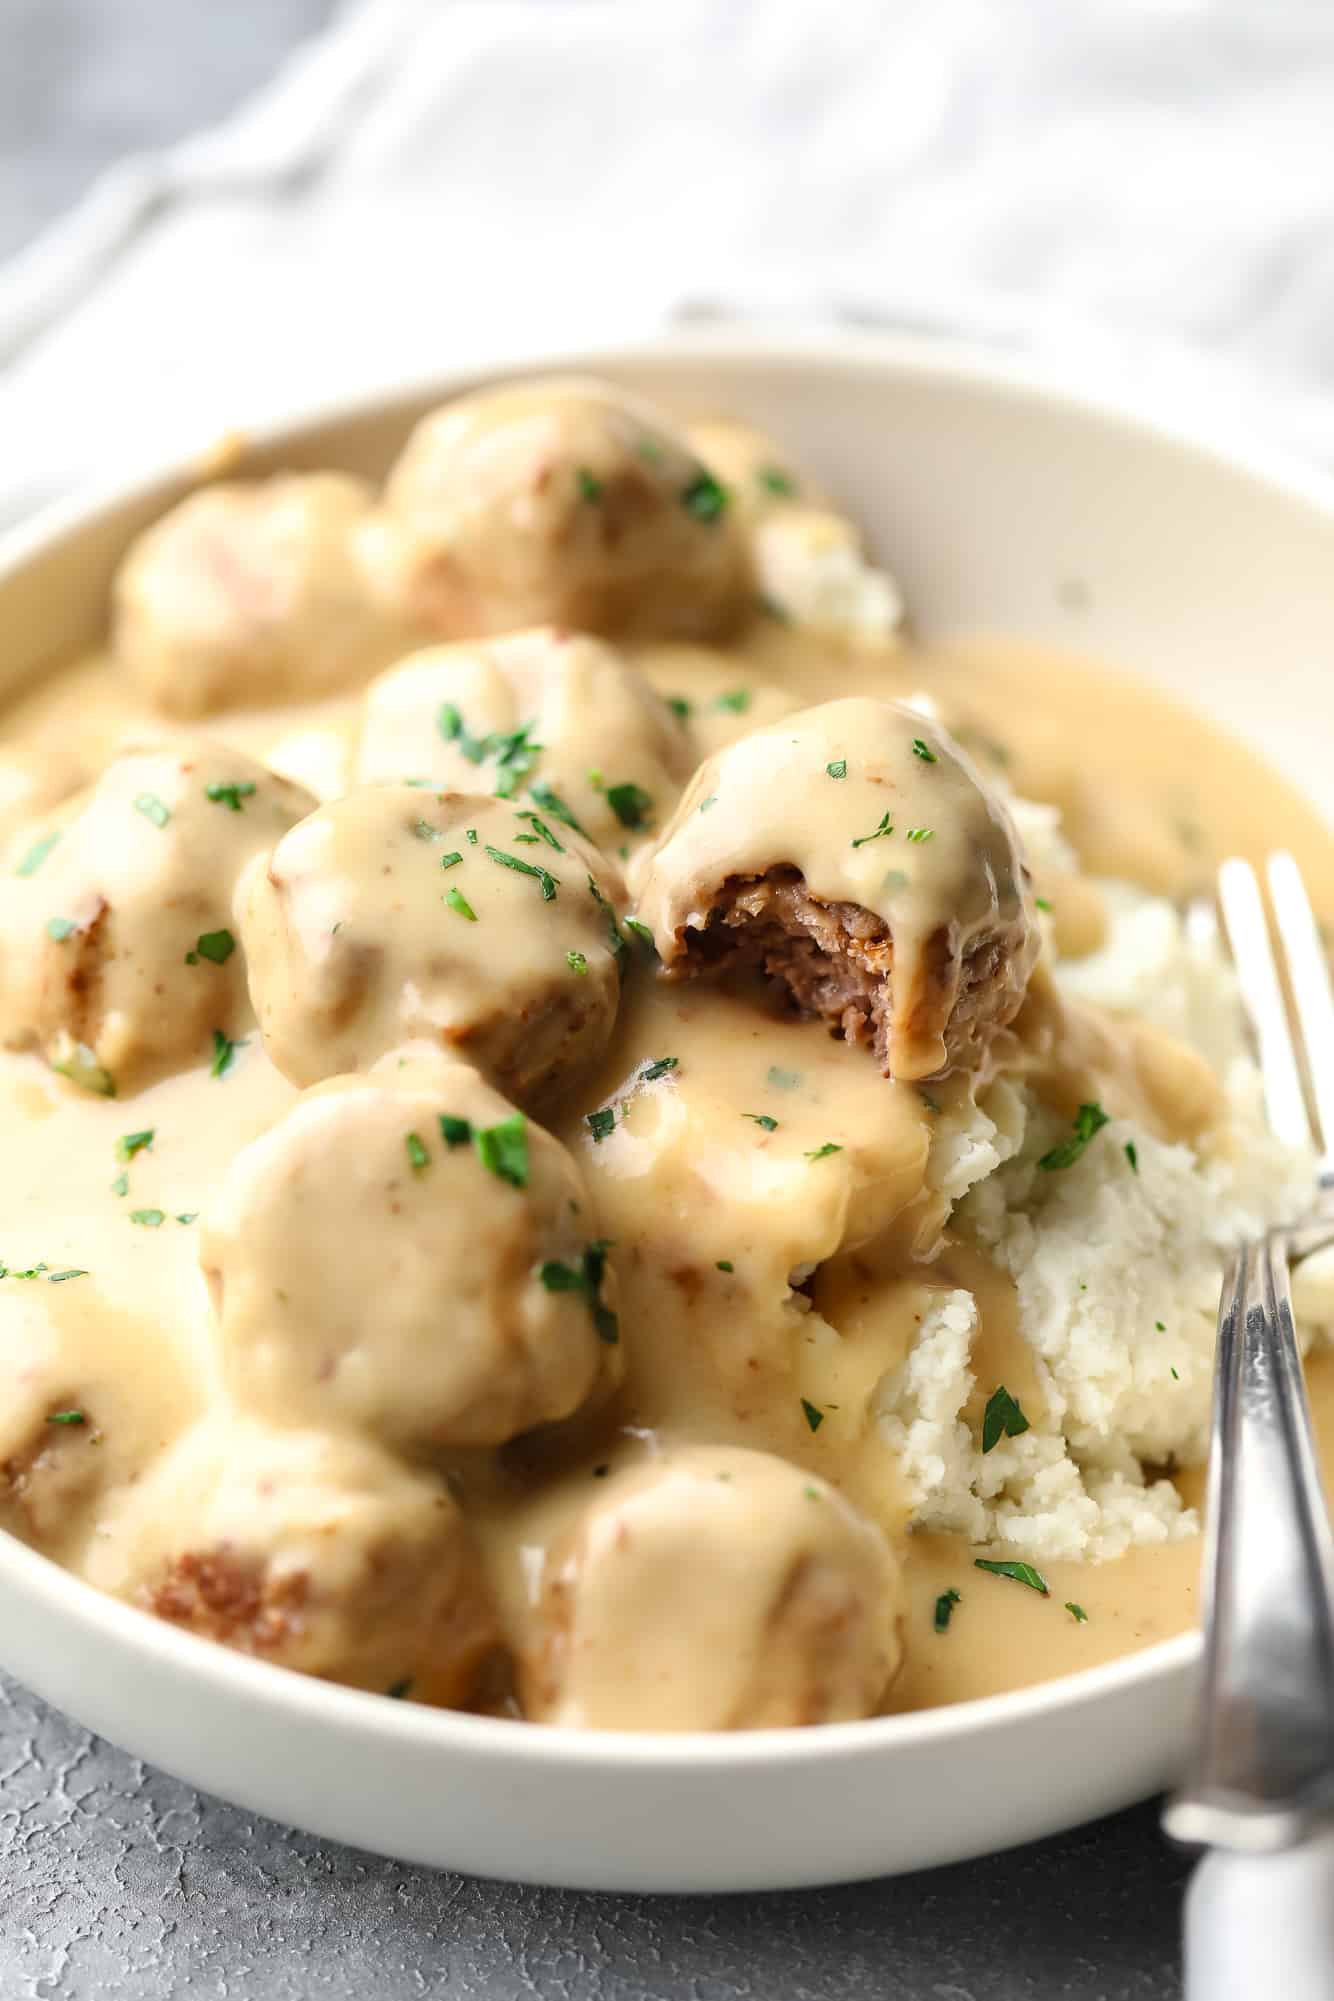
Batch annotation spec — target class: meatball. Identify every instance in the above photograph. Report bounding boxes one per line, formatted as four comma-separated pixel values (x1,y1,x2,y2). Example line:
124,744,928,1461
112,473,416,718
687,418,904,639
105,1415,500,1704
355,626,694,854
377,377,748,642
0,743,315,1097
237,785,626,1103
521,1447,903,1730
633,697,1039,1082
201,1058,622,1451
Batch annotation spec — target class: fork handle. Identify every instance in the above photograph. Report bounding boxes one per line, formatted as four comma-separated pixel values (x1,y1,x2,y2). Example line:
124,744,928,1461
1185,1838,1334,2000
1164,1237,1334,1849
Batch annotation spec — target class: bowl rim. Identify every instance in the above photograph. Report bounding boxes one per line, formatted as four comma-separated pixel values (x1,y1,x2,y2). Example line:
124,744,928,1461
4,323,1327,1775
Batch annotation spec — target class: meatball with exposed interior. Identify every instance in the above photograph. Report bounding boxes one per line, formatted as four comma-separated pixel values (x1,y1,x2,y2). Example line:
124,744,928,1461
102,1414,500,1704
376,377,748,642
355,626,694,854
238,784,627,1102
202,1057,622,1451
112,473,417,718
0,743,314,1097
633,697,1038,1082
521,1447,903,1730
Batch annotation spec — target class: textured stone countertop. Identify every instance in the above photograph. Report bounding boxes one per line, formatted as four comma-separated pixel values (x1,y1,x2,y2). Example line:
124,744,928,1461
0,4,1189,1992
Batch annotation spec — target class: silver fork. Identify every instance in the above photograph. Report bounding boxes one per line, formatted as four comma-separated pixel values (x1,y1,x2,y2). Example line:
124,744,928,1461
1165,853,1334,1855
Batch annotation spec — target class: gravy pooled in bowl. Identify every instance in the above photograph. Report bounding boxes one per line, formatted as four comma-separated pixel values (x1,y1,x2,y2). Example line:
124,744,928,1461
2,373,1332,1730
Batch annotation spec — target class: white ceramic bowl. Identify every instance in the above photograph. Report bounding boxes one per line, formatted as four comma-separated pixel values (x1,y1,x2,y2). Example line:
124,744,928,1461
2,334,1332,1893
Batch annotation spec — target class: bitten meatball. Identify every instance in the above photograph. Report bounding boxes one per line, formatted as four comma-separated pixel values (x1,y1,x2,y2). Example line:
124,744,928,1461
104,1415,500,1704
202,1058,622,1451
634,698,1038,1082
0,743,315,1097
112,473,416,718
377,377,748,642
355,626,694,854
521,1447,903,1730
237,785,626,1103
686,418,904,639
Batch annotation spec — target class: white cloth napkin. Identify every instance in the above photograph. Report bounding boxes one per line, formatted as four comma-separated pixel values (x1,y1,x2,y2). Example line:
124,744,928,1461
5,0,1334,530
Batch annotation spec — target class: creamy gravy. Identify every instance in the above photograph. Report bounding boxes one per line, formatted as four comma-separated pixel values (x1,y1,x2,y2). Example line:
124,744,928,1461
2,459,1333,1722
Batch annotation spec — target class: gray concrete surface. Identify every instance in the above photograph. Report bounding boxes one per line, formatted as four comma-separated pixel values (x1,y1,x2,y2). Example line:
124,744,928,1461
0,4,1190,1992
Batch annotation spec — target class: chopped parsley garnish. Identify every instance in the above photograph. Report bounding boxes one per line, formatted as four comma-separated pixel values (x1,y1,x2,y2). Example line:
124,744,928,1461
682,469,728,521
205,782,257,812
130,1208,165,1228
716,1260,734,1273
51,1035,115,1097
1035,896,1053,913
405,1132,430,1175
641,1056,678,1082
981,1385,1030,1454
623,916,655,951
911,738,937,764
1170,1365,1179,1380
974,1558,1050,1595
767,1065,801,1090
934,1587,961,1633
474,1112,529,1189
47,1409,86,1426
826,760,847,779
805,1142,842,1162
444,886,477,921
905,827,934,844
537,1238,619,1344
45,916,77,942
111,1172,128,1198
439,1114,472,1148
606,782,654,831
438,707,544,797
713,688,751,715
1124,1141,1139,1173
637,438,664,465
587,875,627,968
1037,1101,1110,1172
698,794,718,814
191,928,235,966
586,1107,616,1143
134,793,171,829
1065,1602,1089,1623
485,845,558,901
756,465,796,497
438,850,463,871
566,950,588,976
514,810,565,853
666,696,692,723
1156,1321,1167,1333
210,1030,246,1079
743,1113,778,1131
850,812,894,849
47,1269,89,1284
16,830,60,877
436,701,488,762
465,828,478,845
175,1213,198,1226
529,782,587,836
575,466,603,503
413,819,440,841
801,1397,825,1434
115,1129,154,1162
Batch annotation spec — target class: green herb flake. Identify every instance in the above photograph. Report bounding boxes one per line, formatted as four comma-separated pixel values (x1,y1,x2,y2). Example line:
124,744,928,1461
405,1131,430,1175
586,1107,616,1143
905,827,934,844
439,1114,472,1149
438,850,463,871
115,1129,155,1163
465,827,478,845
16,831,60,877
485,845,558,902
537,1238,618,1344
210,1030,246,1079
698,794,718,814
175,1213,198,1226
514,810,565,853
1066,1601,1089,1623
623,916,655,952
641,1056,678,1082
134,793,171,829
805,1142,842,1162
826,760,847,779
1156,1321,1167,1333
111,1171,129,1198
974,1557,1050,1596
1035,896,1053,913
911,738,938,764
743,1112,778,1131
529,782,587,836
474,1112,529,1189
587,875,627,968
47,1269,89,1284
205,782,257,813
1037,1101,1110,1172
1124,1141,1139,1174
566,950,588,976
605,781,653,832
767,1065,801,1091
756,465,796,497
130,1208,166,1229
716,1260,734,1273
801,1397,825,1434
1170,1365,1179,1380
445,886,477,921
682,469,728,522
666,696,692,723
981,1384,1031,1454
713,688,751,716
850,812,894,849
51,1036,116,1098
576,466,603,503
413,819,440,841
45,916,77,942
47,1409,86,1426
934,1587,962,1634
192,928,236,966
